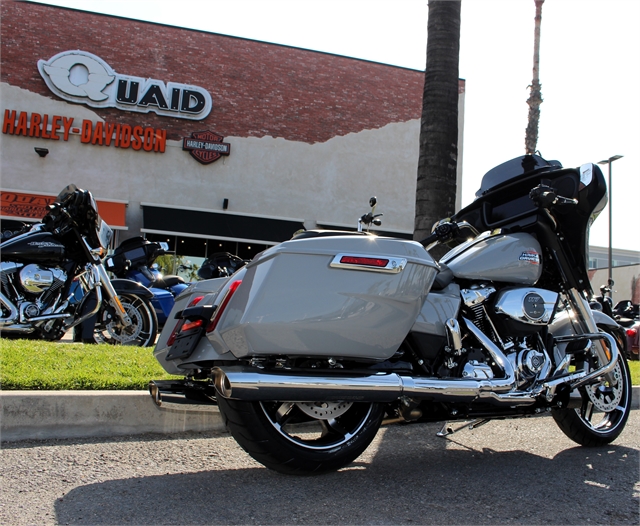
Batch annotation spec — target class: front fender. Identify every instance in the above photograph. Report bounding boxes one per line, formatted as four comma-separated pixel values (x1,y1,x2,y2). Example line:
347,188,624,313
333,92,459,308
110,278,154,299
549,308,627,357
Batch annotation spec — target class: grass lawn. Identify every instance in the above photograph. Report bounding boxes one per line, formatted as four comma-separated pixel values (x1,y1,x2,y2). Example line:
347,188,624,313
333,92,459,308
0,338,638,390
0,339,179,390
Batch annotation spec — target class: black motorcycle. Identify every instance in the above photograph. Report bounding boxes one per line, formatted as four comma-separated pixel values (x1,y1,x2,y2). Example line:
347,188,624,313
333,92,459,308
0,185,158,346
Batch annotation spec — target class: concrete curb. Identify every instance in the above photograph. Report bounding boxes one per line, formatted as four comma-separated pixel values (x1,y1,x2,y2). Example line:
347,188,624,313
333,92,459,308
1,387,639,443
0,391,224,442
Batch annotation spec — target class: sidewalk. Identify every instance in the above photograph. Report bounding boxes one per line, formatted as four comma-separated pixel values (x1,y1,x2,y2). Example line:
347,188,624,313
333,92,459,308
1,387,638,443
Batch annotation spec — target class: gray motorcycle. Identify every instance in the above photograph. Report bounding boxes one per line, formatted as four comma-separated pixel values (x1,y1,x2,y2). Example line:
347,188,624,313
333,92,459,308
150,155,631,475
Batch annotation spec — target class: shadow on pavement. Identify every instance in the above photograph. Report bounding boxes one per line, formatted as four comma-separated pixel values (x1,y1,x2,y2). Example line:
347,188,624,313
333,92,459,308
54,422,639,525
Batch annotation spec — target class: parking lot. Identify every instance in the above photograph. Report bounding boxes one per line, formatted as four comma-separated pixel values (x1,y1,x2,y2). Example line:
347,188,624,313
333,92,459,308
2,411,639,525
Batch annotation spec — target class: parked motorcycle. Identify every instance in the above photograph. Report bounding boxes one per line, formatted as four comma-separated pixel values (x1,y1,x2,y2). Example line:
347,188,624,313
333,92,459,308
104,236,188,328
613,300,640,360
197,252,247,280
0,185,158,346
150,155,631,475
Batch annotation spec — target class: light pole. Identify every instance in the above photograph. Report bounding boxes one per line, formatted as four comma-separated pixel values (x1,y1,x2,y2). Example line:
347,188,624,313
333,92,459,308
597,154,623,303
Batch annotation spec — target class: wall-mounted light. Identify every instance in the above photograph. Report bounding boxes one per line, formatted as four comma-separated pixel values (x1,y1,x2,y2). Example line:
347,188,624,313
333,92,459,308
34,147,49,157
223,198,229,210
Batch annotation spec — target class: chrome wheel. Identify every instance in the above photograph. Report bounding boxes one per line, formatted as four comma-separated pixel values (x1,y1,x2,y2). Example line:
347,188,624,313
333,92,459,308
261,401,373,450
553,356,632,446
94,294,158,347
216,396,384,474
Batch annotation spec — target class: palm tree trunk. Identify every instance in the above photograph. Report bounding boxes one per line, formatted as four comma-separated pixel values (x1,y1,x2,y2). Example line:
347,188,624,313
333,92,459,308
525,0,544,155
414,0,461,251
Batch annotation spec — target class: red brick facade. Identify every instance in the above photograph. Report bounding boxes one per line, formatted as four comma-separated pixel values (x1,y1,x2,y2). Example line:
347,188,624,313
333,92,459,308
0,1,445,144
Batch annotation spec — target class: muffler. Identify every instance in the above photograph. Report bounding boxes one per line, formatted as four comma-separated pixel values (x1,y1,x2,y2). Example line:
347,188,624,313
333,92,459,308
213,366,534,406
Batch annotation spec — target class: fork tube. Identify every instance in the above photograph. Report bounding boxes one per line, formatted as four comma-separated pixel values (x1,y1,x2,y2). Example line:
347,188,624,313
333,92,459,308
565,288,616,384
95,263,132,326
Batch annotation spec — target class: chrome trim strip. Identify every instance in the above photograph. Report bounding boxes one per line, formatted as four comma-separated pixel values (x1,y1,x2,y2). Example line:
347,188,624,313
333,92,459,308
330,253,407,273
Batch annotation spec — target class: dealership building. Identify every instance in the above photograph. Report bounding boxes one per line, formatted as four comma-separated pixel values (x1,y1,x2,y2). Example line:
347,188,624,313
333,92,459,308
0,1,465,271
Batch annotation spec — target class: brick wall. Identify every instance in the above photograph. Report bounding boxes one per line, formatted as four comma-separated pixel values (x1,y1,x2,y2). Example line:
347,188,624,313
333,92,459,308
1,1,440,144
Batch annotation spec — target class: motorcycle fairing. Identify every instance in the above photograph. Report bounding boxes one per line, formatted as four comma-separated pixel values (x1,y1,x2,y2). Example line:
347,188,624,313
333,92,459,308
453,157,607,295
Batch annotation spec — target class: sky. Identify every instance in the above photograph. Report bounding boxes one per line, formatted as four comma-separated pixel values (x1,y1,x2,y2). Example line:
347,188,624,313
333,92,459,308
31,0,640,251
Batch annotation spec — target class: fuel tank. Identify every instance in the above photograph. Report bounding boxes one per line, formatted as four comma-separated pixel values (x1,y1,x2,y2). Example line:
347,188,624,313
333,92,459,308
441,232,542,285
0,231,66,264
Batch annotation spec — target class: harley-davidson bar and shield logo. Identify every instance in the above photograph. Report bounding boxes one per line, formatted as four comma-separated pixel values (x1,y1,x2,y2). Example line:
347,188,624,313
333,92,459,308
182,131,230,164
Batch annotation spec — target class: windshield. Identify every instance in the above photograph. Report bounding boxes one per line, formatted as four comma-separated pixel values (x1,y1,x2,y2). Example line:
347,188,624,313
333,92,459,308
55,184,79,203
475,155,562,197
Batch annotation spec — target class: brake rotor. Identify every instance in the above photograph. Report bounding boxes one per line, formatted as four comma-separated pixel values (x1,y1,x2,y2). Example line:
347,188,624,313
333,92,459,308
296,401,353,419
585,362,624,412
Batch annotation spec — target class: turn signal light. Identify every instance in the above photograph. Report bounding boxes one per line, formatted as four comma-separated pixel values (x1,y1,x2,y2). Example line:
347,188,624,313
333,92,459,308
181,319,204,332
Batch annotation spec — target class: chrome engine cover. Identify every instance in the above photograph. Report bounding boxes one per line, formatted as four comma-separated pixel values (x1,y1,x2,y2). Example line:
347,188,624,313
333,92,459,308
494,287,558,325
19,264,66,294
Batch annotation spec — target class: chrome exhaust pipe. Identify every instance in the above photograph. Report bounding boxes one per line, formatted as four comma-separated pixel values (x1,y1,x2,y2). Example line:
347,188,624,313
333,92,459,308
0,291,19,326
212,320,620,408
213,316,534,406
213,366,538,406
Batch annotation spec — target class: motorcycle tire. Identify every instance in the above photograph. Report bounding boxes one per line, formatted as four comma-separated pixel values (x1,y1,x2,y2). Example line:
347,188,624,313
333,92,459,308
92,293,158,347
552,329,632,447
216,396,385,475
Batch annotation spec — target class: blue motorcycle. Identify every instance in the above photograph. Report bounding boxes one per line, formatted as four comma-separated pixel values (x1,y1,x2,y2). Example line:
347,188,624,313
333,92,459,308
104,237,188,328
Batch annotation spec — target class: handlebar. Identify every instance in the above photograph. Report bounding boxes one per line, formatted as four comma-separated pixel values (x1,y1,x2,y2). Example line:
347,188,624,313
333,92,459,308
529,184,578,209
419,220,479,248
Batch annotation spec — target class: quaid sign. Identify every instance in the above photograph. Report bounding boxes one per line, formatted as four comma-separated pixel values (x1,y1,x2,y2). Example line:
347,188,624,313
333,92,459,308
38,50,212,121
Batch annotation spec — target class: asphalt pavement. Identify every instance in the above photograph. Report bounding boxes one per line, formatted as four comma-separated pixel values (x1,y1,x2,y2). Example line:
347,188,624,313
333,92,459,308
1,411,638,525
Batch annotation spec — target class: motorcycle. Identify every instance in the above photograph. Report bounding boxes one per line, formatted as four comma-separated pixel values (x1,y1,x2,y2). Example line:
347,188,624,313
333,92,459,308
613,300,640,360
149,155,632,475
197,252,247,280
104,236,189,328
0,185,158,346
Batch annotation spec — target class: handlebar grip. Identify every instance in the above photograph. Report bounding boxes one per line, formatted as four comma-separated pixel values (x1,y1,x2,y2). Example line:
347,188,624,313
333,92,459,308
420,232,439,247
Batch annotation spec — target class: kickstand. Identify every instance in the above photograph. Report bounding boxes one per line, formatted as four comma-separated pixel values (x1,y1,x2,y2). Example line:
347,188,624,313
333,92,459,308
436,418,491,437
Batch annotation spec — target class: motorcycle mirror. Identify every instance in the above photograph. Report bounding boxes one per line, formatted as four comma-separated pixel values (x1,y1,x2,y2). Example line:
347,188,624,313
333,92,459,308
369,196,377,208
159,242,169,251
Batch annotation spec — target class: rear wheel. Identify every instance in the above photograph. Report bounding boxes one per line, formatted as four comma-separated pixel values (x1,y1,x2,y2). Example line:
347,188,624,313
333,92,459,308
217,396,384,475
93,293,158,347
552,340,632,446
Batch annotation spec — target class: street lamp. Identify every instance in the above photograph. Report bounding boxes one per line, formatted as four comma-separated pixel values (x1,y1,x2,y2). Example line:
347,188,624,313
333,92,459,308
597,154,623,303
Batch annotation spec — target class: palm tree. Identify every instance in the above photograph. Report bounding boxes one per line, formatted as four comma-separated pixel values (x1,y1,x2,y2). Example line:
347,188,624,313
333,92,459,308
414,0,461,252
525,0,544,155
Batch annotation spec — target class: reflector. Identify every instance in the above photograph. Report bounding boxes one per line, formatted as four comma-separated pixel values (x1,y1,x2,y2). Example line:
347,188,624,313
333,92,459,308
206,280,242,333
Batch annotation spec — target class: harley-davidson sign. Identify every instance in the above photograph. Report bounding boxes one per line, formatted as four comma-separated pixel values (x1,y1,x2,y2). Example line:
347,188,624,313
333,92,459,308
182,131,230,164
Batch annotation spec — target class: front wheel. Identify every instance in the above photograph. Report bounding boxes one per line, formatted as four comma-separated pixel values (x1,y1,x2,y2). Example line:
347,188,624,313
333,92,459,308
217,396,384,475
93,293,158,347
552,354,632,447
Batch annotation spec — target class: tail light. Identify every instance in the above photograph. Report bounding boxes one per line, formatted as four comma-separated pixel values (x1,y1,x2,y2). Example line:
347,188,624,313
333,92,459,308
330,253,406,273
206,279,242,333
626,328,637,338
166,295,205,346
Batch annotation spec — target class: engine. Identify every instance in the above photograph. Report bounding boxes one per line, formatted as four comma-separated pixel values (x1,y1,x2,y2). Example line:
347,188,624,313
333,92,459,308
1,262,67,321
456,283,558,388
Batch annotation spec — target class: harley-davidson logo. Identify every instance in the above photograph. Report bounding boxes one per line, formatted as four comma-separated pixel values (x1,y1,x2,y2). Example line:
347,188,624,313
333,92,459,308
182,131,230,165
519,251,541,265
